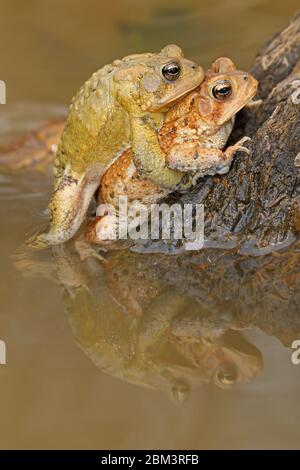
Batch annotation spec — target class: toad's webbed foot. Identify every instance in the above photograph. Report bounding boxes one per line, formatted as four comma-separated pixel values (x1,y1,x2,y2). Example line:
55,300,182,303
224,136,251,159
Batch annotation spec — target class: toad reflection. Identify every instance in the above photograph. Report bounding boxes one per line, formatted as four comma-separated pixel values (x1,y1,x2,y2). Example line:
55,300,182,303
55,245,265,400
15,240,299,402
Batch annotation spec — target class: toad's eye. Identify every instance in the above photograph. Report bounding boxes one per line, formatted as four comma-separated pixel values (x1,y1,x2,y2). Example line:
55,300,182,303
212,80,232,100
162,61,181,81
214,363,238,388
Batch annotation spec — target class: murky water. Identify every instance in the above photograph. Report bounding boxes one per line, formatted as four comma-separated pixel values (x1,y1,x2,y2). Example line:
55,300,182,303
0,0,299,450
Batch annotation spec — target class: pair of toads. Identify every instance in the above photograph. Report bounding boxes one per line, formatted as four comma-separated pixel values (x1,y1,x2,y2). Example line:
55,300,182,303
29,44,258,248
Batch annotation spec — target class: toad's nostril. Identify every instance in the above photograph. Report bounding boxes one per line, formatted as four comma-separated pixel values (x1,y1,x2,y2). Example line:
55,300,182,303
243,75,248,81
191,64,196,70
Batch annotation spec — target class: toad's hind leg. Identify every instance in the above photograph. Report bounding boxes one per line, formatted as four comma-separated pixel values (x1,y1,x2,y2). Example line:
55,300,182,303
28,167,101,248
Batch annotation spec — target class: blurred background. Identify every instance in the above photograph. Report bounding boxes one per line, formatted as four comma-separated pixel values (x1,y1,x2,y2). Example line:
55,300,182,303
0,0,299,104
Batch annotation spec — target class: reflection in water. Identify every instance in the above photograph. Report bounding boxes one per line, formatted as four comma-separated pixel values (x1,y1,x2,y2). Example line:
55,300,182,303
16,239,299,402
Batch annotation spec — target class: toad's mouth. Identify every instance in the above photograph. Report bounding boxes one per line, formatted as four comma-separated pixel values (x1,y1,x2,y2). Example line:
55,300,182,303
217,78,258,125
151,81,203,112
221,329,261,358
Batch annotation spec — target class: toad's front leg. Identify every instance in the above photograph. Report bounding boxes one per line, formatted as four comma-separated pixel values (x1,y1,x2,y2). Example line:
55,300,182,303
166,136,251,177
130,116,193,191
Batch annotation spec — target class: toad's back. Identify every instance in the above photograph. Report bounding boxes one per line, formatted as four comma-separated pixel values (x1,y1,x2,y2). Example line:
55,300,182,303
55,65,130,178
